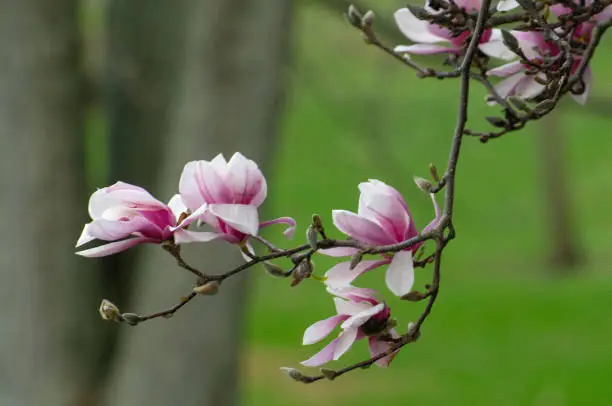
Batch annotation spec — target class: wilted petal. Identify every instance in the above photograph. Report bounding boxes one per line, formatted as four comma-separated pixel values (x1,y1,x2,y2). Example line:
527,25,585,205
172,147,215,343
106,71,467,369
333,327,359,360
394,8,447,44
385,250,415,296
303,314,348,345
332,210,395,245
208,203,259,236
394,43,458,55
340,303,385,329
173,229,223,244
497,0,519,11
325,259,390,288
259,216,296,239
76,237,154,258
301,338,338,367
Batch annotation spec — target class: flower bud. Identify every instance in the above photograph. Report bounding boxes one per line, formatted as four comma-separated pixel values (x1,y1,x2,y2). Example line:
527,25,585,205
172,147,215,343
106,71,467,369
362,10,375,28
291,259,314,287
320,368,338,381
121,312,142,326
306,225,318,250
99,299,121,322
414,176,433,193
401,290,426,301
485,116,508,128
349,251,363,270
500,29,521,56
193,280,220,295
429,163,440,182
346,5,362,28
280,367,307,382
263,261,289,278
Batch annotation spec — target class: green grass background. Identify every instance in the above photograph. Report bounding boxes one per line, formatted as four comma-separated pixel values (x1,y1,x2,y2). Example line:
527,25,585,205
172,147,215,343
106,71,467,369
240,3,612,405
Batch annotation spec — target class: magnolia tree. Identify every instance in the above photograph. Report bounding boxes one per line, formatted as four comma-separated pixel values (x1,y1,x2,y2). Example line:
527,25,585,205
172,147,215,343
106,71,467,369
76,0,612,384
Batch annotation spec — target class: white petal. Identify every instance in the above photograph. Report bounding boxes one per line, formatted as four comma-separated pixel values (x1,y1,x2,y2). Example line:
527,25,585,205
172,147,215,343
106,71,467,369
173,229,223,244
75,237,153,258
333,297,371,316
497,0,519,11
208,203,259,236
385,250,415,296
340,303,386,329
394,8,446,44
302,314,347,345
333,328,359,360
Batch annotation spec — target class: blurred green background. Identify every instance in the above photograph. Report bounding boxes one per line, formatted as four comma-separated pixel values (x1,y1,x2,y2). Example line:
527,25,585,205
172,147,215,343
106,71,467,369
240,2,612,406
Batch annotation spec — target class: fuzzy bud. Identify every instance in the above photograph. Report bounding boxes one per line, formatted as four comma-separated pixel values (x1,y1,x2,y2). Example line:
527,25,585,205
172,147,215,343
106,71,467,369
485,116,508,128
280,367,307,382
121,313,142,326
193,280,220,295
401,290,427,301
349,251,363,270
99,299,121,322
500,29,521,56
533,99,555,114
306,225,318,250
362,10,375,27
263,261,289,278
291,259,314,287
346,5,362,28
320,368,338,381
414,176,433,193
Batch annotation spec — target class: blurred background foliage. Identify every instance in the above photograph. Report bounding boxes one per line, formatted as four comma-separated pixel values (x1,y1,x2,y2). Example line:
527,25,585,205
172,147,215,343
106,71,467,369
2,0,612,405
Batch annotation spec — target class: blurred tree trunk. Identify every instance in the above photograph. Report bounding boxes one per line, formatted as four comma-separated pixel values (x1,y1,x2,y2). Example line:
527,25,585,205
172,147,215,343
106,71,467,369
538,113,582,270
102,1,292,406
0,1,107,405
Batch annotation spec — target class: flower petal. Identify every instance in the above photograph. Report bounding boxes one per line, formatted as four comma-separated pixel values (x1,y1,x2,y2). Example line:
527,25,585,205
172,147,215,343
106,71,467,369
394,8,447,44
487,61,523,77
487,72,525,105
173,229,223,244
515,75,545,99
479,30,520,61
226,152,267,206
167,194,188,220
301,338,338,367
76,237,154,258
303,314,348,345
76,223,95,247
340,303,385,329
259,216,296,239
325,259,390,289
358,184,412,242
368,329,400,368
87,217,159,241
319,247,360,257
385,250,415,296
208,203,259,236
333,297,372,316
333,328,359,360
332,210,395,245
394,43,459,55
179,160,233,208
496,0,519,11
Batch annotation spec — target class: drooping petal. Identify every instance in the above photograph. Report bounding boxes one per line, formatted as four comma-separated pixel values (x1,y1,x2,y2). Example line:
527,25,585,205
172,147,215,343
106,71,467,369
301,338,339,367
496,0,519,11
340,303,386,329
75,237,154,258
333,327,359,360
303,314,348,345
394,8,447,44
208,203,259,236
385,250,415,296
368,329,400,368
173,229,223,244
332,210,396,245
325,259,390,289
394,43,459,55
259,216,296,239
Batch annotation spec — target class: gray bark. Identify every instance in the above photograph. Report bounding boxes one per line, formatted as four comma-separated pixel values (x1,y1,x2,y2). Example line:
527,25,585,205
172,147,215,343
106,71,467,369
102,1,292,405
0,1,106,405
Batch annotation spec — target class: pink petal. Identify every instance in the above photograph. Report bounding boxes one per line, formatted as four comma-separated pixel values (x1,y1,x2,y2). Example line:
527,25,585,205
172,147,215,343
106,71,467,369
422,193,442,233
394,43,459,55
385,250,415,296
487,72,525,105
340,303,385,329
179,160,233,208
76,223,95,247
173,229,223,244
208,203,259,236
368,329,400,368
88,182,165,219
358,186,411,243
332,210,395,246
303,314,348,345
226,152,267,206
333,327,359,360
479,30,520,61
333,297,372,316
330,285,380,303
487,61,523,77
515,75,545,99
171,203,208,231
301,338,338,367
394,8,447,44
325,259,390,289
319,247,360,257
259,216,296,239
87,217,160,242
76,237,154,258
167,194,188,220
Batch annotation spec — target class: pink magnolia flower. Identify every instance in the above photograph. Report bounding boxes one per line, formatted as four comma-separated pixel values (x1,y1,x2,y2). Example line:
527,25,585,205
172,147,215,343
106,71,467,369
486,5,612,104
393,1,516,60
177,152,295,244
323,179,440,297
75,182,200,258
301,286,399,368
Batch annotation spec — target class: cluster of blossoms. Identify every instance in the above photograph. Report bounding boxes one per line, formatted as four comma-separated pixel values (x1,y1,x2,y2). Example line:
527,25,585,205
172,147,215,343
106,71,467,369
393,0,612,105
77,152,439,368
